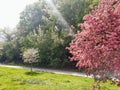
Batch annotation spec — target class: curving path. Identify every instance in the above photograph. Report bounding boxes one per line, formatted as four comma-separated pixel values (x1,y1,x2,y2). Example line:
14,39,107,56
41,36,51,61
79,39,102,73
0,64,92,78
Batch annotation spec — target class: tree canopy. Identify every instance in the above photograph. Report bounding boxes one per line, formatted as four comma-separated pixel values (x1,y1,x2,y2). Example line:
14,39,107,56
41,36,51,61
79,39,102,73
67,0,120,79
0,0,99,69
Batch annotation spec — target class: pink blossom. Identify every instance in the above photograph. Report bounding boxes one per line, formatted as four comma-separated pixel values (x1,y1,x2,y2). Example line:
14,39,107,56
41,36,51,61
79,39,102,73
67,0,120,79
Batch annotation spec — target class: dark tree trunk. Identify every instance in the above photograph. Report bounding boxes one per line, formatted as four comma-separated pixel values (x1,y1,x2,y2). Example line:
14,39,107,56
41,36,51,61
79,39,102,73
30,63,32,72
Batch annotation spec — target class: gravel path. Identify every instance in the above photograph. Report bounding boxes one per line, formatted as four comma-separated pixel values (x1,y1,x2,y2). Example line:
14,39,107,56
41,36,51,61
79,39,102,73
0,64,92,78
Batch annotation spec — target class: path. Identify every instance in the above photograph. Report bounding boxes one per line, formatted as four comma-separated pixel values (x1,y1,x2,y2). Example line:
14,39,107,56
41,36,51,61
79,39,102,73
0,64,92,78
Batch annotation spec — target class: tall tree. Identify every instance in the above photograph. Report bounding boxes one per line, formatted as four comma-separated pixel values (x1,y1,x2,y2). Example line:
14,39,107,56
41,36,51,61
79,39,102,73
17,1,50,36
67,0,120,89
52,0,99,30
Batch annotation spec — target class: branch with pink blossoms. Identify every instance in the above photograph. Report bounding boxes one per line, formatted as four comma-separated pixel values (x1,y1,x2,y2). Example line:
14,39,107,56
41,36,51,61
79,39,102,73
67,0,120,89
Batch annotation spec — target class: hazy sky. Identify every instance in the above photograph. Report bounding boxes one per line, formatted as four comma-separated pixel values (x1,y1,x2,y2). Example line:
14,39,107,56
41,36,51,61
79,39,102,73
0,0,38,29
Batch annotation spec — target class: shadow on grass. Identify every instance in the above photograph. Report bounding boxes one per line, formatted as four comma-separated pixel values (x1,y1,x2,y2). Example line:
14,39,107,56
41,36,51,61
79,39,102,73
25,71,40,76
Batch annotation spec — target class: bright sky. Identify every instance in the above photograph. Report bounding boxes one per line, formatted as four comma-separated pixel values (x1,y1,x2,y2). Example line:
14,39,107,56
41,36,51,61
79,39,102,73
0,0,38,29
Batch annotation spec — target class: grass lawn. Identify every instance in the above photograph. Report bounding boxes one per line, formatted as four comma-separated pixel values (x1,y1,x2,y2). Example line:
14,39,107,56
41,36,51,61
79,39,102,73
0,67,119,90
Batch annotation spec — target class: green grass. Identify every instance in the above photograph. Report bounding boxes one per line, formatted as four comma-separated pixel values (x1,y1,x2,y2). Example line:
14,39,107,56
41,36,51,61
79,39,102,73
0,67,119,90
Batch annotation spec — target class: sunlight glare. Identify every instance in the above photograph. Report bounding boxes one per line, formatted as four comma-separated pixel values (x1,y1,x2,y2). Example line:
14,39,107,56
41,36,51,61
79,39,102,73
45,0,70,29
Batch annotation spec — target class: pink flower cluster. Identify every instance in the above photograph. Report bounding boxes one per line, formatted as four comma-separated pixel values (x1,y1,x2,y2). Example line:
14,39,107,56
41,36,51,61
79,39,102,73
67,0,120,76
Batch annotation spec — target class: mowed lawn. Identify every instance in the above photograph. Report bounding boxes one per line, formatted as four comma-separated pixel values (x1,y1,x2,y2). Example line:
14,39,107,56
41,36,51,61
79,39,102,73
0,67,119,90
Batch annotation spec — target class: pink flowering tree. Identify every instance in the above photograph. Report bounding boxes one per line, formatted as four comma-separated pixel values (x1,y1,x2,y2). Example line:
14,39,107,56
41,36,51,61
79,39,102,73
67,0,120,88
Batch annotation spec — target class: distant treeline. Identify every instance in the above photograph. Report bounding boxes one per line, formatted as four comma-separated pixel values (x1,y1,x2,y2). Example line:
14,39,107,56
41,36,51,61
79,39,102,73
0,0,99,69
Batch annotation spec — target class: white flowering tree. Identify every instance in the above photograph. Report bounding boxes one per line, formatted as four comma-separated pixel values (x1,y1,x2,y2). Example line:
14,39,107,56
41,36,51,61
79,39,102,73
23,48,39,72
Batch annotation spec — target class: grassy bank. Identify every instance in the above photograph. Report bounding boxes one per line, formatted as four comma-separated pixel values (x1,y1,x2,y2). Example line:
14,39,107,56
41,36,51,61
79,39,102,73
0,67,119,90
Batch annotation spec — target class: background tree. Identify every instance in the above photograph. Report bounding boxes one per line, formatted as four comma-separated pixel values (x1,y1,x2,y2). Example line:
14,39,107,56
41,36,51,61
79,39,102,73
1,0,99,69
0,27,15,41
67,0,120,89
17,1,49,36
1,39,22,63
0,28,22,63
52,0,99,32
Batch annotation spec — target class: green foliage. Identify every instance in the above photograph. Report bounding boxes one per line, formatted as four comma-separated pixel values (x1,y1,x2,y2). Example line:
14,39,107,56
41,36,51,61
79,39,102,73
18,1,49,36
52,0,99,30
0,67,119,90
1,39,22,63
1,0,99,69
0,42,5,49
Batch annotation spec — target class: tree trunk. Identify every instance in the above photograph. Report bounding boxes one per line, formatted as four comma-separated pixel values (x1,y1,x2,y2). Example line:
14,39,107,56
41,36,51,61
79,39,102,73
30,63,32,72
92,75,101,90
